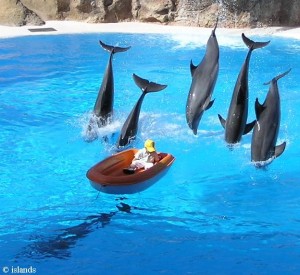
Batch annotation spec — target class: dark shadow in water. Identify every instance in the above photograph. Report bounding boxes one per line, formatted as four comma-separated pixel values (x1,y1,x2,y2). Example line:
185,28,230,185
15,201,144,260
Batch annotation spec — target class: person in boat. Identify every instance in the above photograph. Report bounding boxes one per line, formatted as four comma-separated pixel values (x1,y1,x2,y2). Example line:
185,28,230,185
123,139,160,174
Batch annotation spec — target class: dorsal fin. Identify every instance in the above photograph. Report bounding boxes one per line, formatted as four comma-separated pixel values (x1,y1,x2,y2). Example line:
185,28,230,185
255,98,265,119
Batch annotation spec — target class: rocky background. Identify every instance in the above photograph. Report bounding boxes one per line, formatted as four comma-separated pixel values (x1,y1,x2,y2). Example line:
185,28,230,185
1,0,300,28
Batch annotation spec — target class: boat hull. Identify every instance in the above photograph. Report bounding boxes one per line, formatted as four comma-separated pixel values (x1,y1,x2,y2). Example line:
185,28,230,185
86,149,175,194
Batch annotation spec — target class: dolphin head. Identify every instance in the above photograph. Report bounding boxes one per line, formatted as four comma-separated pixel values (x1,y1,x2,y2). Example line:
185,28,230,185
187,111,203,135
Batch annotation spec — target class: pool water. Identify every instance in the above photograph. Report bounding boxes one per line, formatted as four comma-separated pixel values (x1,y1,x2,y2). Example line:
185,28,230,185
0,30,300,274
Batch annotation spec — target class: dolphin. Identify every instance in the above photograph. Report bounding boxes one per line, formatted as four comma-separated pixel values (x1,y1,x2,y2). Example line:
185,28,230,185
93,40,131,124
86,40,130,141
186,20,219,135
218,34,270,144
117,74,167,148
251,69,291,166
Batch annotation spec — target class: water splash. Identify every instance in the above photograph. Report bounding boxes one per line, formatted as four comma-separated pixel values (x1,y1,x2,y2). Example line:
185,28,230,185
78,111,122,142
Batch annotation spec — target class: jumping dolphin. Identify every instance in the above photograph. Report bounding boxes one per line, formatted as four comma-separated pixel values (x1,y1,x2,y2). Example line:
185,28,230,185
117,74,167,148
186,20,219,135
251,69,291,166
218,34,270,144
86,41,130,140
93,40,131,123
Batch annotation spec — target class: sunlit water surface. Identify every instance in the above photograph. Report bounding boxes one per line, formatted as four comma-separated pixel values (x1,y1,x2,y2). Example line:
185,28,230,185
0,31,300,274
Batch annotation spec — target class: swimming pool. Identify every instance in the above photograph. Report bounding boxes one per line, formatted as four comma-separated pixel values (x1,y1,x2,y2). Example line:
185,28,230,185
1,29,300,274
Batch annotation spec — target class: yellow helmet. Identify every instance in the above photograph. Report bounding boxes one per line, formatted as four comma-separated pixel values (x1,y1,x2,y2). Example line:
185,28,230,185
144,139,156,152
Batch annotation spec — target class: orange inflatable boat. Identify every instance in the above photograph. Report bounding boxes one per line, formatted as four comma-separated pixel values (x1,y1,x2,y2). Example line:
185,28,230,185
86,149,175,194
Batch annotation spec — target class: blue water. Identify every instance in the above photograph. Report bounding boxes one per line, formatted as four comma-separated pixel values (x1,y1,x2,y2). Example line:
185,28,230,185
0,30,300,274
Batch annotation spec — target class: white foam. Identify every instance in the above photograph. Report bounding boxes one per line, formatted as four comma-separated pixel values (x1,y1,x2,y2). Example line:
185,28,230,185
78,112,122,142
252,157,274,168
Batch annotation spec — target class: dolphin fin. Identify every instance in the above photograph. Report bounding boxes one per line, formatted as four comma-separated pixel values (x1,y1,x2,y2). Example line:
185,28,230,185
204,99,215,111
241,33,270,51
99,40,131,54
243,120,256,134
255,98,265,119
274,142,286,158
263,68,292,85
190,60,197,77
133,74,167,93
218,114,226,129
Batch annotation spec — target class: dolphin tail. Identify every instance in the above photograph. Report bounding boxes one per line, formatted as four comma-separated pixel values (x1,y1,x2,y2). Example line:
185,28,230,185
218,114,226,129
274,142,286,158
243,120,256,135
263,68,292,85
241,33,270,51
133,74,167,93
99,40,131,54
213,17,218,34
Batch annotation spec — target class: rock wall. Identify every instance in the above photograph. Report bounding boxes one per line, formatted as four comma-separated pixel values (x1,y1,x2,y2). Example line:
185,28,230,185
0,0,299,28
219,0,300,28
175,0,300,27
0,0,44,26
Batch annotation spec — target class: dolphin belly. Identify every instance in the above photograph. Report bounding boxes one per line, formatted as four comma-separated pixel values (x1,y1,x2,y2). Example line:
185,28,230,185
223,102,248,143
251,117,279,162
186,85,207,135
251,131,274,162
186,69,217,135
185,22,219,135
224,118,244,143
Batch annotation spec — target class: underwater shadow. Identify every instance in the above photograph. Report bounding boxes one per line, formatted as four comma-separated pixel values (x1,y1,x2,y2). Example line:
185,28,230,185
15,201,142,260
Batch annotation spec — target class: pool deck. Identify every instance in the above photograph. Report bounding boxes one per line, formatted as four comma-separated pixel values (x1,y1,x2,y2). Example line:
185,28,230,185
0,21,300,40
